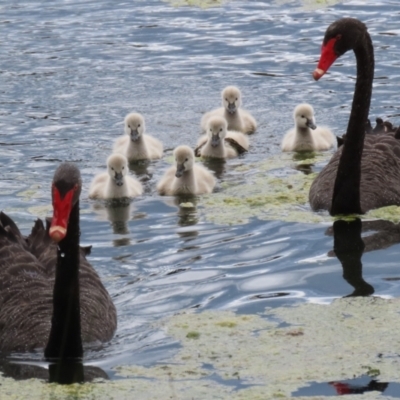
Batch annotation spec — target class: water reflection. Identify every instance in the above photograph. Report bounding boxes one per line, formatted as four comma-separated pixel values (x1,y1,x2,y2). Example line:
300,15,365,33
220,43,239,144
162,195,199,239
128,160,152,182
91,200,147,246
329,378,388,396
328,219,400,297
292,152,316,175
200,158,226,180
330,219,373,297
92,201,132,235
0,360,108,384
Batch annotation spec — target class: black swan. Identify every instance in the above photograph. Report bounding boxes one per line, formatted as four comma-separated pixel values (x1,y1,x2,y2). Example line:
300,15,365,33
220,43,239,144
0,163,117,359
309,18,400,215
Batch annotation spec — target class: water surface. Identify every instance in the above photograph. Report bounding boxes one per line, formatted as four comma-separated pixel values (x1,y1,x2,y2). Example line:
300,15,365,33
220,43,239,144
1,0,400,382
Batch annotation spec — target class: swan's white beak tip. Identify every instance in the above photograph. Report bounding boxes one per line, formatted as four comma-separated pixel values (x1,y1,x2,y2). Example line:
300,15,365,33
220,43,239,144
49,226,67,243
313,68,325,81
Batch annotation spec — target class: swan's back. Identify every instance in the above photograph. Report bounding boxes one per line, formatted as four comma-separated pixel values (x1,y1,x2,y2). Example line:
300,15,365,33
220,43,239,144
0,213,116,352
309,134,400,213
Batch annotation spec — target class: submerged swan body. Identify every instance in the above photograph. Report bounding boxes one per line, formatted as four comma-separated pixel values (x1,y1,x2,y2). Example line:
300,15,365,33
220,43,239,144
113,113,163,161
281,103,336,152
0,163,116,357
157,145,216,195
195,116,249,159
201,86,257,134
309,18,400,215
89,154,143,199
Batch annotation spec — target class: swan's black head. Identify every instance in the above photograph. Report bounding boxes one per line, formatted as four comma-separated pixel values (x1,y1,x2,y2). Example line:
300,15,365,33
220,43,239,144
49,163,82,243
313,18,368,80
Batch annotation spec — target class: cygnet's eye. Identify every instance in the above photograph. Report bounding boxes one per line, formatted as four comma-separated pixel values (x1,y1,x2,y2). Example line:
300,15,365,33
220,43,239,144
220,128,222,132
185,158,188,162
235,97,238,101
225,98,228,101
128,125,130,128
138,124,141,127
301,115,305,118
111,167,114,171
122,166,125,169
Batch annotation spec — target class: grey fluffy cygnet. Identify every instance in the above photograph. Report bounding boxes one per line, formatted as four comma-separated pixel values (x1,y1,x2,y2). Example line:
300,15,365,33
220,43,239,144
201,86,257,134
113,112,163,161
157,145,216,195
89,153,143,199
281,103,336,152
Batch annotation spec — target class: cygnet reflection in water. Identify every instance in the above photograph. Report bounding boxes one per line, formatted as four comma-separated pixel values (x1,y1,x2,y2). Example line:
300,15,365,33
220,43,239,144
327,219,400,297
128,159,152,182
91,199,146,239
291,152,317,175
200,157,226,180
163,195,199,239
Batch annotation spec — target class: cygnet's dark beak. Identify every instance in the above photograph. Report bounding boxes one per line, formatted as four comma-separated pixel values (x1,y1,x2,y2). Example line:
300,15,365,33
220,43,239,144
227,102,237,114
306,119,316,130
130,129,140,141
114,172,124,186
211,134,221,147
175,163,185,178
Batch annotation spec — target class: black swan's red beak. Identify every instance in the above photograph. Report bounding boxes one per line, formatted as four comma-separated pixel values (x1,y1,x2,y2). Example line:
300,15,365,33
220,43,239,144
313,36,339,81
49,185,76,243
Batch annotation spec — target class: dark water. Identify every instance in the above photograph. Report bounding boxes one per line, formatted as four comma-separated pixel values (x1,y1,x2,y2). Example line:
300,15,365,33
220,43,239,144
2,0,400,383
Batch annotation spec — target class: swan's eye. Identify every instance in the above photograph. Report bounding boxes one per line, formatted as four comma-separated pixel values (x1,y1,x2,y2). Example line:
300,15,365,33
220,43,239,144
336,34,342,41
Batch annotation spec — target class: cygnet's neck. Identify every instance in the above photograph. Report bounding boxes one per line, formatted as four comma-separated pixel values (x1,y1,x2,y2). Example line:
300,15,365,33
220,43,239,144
106,177,128,197
204,138,226,158
224,110,243,131
296,126,312,136
176,168,197,194
127,135,149,159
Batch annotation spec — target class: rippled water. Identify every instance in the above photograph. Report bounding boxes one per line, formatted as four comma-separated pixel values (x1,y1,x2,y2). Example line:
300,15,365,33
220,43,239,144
2,0,400,380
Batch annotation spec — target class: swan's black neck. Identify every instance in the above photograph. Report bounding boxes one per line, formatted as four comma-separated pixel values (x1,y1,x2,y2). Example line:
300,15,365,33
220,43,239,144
331,31,374,215
45,201,83,360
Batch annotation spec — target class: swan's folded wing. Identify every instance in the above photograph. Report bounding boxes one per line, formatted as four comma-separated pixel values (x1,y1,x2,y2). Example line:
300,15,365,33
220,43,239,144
194,134,209,157
0,214,54,351
310,135,400,213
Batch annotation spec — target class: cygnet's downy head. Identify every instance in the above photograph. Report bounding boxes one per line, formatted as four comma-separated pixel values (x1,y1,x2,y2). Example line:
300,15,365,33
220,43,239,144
221,86,242,114
107,153,128,186
293,104,316,130
174,145,194,178
124,113,145,141
207,116,227,147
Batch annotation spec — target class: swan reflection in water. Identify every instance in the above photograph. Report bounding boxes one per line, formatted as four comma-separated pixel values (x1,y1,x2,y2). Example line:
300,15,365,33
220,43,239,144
0,359,108,384
327,218,400,297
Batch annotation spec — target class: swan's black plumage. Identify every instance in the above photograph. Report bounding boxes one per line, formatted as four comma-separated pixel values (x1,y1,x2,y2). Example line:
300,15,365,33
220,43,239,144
0,163,116,357
309,18,400,215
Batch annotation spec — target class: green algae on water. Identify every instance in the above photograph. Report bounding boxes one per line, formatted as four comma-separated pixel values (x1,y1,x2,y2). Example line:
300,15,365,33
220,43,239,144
2,297,400,399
